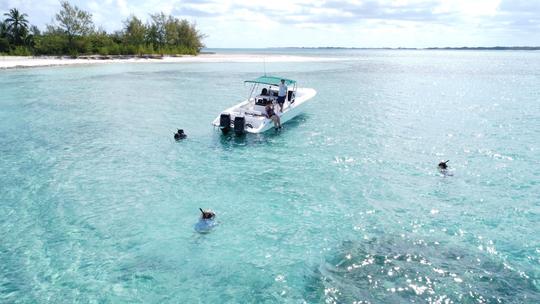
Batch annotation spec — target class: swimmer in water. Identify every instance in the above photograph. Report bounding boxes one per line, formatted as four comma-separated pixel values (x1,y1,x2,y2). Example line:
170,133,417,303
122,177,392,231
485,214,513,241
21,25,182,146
174,129,187,140
438,160,453,176
195,208,216,233
199,208,215,220
438,160,449,170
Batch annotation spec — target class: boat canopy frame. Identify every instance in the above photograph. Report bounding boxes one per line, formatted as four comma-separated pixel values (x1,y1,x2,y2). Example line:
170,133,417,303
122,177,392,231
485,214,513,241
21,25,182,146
245,75,296,86
245,75,297,101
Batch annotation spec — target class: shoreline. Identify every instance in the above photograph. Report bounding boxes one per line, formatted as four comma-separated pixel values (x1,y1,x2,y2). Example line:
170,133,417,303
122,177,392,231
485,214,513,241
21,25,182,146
0,53,340,70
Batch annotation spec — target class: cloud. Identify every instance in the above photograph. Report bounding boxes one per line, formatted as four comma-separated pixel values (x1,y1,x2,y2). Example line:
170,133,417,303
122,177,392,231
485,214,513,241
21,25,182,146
173,6,220,17
306,0,451,23
3,0,538,30
175,0,456,25
1,0,58,27
1,0,539,47
498,0,540,13
172,1,228,18
494,0,540,30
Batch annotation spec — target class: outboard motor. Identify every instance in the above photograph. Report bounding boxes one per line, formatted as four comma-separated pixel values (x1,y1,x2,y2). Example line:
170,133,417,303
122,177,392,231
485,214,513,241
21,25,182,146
287,90,295,103
234,116,245,136
220,113,231,134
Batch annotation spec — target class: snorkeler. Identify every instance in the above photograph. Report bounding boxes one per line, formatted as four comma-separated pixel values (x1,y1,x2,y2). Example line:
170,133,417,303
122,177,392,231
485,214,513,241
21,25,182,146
195,208,217,233
199,208,215,220
174,129,187,140
438,160,449,170
438,160,453,176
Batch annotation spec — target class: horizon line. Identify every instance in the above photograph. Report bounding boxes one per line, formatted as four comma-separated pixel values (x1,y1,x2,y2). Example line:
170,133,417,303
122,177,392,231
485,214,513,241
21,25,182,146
204,46,540,50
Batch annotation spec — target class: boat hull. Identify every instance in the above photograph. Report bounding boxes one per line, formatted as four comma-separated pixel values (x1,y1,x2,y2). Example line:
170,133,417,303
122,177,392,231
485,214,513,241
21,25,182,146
212,88,316,134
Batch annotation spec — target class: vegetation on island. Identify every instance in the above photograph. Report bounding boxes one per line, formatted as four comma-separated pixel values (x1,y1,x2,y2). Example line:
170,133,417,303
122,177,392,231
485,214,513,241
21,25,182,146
0,1,205,57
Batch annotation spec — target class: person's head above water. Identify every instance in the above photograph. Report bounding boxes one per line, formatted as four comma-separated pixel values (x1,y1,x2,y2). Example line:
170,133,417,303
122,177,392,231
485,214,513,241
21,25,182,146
438,160,449,170
199,208,215,220
174,129,187,140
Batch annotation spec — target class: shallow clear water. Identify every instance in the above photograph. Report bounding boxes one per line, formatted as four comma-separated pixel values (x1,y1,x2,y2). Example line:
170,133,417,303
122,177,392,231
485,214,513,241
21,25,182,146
1,50,540,303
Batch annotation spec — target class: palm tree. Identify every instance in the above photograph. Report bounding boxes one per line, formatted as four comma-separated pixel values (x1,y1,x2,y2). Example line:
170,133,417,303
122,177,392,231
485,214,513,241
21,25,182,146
4,8,29,45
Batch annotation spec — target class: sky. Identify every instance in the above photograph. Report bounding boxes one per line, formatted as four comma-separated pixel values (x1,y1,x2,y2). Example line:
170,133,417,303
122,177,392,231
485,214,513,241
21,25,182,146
1,0,539,48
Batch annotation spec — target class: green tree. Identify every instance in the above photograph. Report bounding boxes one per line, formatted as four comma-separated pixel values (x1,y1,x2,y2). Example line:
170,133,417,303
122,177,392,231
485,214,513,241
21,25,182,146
177,20,205,51
148,13,167,52
24,25,40,48
0,21,10,52
0,20,7,38
2,4,204,56
34,33,68,55
123,16,146,46
3,8,29,46
142,13,205,55
53,1,94,51
0,38,9,53
86,28,122,55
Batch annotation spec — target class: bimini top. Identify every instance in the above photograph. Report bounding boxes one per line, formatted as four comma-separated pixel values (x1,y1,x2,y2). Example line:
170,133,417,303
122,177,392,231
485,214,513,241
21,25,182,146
245,75,296,86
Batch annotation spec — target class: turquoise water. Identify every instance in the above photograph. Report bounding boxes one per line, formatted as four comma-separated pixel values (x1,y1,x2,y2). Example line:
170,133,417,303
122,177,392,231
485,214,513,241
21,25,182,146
1,50,540,303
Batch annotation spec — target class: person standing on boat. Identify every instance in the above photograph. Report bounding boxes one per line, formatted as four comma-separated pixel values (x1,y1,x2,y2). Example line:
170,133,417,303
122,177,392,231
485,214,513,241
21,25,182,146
277,79,287,112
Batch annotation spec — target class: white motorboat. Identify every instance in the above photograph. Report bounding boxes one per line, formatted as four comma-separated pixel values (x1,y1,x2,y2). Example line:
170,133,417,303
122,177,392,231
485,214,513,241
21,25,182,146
212,75,316,134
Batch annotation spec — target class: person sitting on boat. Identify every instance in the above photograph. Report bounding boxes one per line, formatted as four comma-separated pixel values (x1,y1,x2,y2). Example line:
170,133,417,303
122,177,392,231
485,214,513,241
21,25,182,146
265,104,281,130
277,79,287,112
261,88,269,96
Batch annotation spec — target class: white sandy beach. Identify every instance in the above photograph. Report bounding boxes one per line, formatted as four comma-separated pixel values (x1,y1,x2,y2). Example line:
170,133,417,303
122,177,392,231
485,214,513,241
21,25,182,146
0,53,340,69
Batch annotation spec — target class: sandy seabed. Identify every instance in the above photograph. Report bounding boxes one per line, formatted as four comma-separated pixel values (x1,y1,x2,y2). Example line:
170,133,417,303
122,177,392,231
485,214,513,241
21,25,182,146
0,53,340,69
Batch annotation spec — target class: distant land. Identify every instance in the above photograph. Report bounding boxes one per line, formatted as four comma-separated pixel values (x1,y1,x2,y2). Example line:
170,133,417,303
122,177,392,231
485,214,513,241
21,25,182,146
281,46,540,51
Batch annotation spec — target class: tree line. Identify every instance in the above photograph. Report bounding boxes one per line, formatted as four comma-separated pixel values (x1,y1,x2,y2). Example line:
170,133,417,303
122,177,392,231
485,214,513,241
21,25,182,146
0,1,205,56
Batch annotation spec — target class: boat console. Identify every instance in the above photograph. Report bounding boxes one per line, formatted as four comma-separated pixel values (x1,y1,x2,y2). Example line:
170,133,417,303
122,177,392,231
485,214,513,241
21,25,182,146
255,94,276,106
